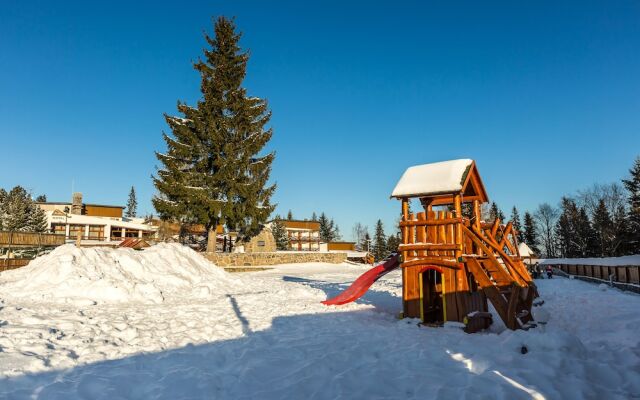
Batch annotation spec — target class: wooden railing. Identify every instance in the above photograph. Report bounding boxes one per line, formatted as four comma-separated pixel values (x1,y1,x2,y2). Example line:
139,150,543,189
399,211,462,261
0,231,66,247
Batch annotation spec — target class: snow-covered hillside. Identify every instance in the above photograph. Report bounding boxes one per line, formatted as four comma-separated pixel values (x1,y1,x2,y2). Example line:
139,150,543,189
0,245,639,399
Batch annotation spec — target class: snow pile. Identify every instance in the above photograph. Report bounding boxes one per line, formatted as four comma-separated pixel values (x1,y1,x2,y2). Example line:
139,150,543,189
538,254,640,266
0,263,639,398
0,243,239,304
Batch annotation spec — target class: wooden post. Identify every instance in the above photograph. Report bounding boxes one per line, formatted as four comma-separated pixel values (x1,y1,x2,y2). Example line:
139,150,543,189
453,194,463,261
401,198,409,317
472,200,481,231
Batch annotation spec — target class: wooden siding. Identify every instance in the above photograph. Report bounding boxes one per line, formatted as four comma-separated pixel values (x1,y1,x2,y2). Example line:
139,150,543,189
0,231,66,247
328,242,356,251
281,220,320,231
84,205,123,218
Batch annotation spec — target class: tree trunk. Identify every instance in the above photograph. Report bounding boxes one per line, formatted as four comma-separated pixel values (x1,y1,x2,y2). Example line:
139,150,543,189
206,227,217,253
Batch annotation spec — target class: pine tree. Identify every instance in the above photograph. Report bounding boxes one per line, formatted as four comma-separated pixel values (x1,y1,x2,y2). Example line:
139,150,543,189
35,194,47,202
523,211,539,254
126,186,138,218
622,156,640,253
2,186,32,232
386,234,400,255
611,204,629,256
311,212,317,222
28,203,49,233
270,217,290,250
510,207,524,243
372,219,387,261
287,210,293,220
0,188,7,231
152,17,275,249
489,202,504,222
555,197,579,257
575,207,597,257
318,212,334,242
592,199,614,256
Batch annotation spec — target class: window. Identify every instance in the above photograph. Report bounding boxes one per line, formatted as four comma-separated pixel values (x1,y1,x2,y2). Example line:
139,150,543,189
52,224,66,236
258,240,265,247
69,225,85,238
111,227,123,239
125,229,139,238
88,225,104,240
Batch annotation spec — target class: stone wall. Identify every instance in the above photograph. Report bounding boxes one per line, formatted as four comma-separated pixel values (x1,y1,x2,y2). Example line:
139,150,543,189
205,251,347,267
243,227,276,253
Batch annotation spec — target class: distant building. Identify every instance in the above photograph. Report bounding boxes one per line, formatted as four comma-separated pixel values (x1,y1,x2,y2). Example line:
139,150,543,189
36,192,157,242
269,219,321,251
327,242,356,251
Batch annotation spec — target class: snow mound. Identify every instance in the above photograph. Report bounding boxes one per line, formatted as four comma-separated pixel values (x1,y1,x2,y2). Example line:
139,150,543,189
0,243,239,304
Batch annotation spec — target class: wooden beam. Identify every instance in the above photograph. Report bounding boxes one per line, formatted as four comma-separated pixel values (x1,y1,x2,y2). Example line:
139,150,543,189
398,243,460,252
399,218,462,227
401,258,461,269
471,226,531,286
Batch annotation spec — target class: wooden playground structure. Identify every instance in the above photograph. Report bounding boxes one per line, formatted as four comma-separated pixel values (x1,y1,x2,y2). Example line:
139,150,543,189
391,159,536,331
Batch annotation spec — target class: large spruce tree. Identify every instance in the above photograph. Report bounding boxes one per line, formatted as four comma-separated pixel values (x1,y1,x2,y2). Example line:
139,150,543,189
622,156,640,253
153,17,275,250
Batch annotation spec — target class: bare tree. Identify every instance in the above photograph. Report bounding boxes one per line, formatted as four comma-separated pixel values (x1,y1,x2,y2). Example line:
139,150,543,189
352,222,369,251
576,182,627,220
535,203,559,258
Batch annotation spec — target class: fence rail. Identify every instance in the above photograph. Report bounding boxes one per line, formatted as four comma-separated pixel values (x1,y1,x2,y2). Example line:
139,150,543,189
0,231,66,247
549,263,640,293
0,258,33,271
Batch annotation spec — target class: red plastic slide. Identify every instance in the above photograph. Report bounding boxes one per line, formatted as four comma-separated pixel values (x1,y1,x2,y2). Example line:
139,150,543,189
322,253,400,306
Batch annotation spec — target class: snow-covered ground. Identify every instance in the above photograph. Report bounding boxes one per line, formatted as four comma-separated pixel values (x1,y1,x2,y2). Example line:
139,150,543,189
0,245,639,399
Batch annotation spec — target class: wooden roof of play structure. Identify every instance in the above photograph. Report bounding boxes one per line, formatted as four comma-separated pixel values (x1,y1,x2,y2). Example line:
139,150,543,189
391,159,489,205
392,158,537,332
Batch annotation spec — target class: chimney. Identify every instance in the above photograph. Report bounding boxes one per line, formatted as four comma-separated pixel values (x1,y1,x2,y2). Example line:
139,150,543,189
71,192,83,215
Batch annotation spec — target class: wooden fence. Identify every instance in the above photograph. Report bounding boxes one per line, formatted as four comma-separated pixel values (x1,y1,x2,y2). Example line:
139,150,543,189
0,258,32,272
551,263,640,293
0,231,66,248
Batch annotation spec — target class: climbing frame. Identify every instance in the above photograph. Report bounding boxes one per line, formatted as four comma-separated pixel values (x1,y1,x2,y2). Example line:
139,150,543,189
392,159,536,331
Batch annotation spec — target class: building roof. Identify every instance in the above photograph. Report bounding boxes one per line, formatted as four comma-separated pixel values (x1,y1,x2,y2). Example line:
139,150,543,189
47,211,156,231
391,159,489,204
269,220,320,230
36,201,125,209
518,242,535,257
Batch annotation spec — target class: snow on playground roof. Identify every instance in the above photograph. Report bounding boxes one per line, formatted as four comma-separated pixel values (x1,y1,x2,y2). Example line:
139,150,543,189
391,159,474,198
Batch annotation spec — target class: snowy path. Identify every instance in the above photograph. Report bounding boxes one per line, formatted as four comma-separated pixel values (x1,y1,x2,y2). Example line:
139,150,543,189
1,257,639,399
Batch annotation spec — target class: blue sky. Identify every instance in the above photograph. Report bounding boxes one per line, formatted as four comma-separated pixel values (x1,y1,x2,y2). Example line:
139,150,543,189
1,1,639,239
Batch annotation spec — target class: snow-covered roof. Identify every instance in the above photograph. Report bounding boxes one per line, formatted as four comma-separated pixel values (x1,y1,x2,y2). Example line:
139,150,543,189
391,159,474,198
47,211,157,231
518,242,535,257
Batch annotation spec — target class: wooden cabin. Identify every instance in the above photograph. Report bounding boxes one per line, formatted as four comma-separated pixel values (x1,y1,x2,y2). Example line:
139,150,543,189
391,159,536,331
